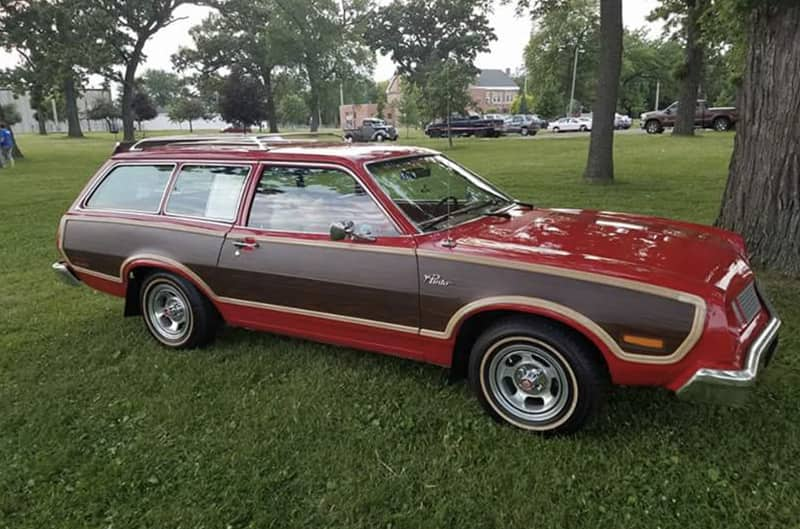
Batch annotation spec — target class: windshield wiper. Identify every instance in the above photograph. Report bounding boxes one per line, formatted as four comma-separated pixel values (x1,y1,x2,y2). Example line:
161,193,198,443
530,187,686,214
419,200,499,230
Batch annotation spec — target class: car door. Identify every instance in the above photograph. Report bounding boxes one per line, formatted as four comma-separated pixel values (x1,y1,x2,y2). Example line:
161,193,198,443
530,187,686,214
215,162,422,356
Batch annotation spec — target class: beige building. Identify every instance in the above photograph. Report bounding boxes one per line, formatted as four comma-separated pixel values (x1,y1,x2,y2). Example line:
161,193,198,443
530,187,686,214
383,68,520,117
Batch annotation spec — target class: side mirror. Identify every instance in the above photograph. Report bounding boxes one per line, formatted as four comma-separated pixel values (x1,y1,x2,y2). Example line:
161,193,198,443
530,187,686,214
330,220,376,242
664,108,672,115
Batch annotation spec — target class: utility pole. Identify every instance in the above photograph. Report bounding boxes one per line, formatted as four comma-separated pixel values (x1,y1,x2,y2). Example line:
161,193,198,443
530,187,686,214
446,57,452,148
568,44,580,116
655,80,661,111
51,98,59,132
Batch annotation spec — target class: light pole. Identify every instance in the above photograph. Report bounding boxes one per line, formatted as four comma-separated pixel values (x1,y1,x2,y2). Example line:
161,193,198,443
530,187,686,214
568,44,581,116
446,57,453,148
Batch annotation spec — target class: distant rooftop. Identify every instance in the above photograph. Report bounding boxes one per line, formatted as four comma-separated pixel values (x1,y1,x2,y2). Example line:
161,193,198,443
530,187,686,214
473,69,519,89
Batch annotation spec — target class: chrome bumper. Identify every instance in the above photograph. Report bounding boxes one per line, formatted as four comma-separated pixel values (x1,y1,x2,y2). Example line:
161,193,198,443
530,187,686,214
676,316,781,406
52,261,82,287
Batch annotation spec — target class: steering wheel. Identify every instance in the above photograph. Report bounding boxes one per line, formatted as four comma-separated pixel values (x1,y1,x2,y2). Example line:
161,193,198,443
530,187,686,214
435,195,460,213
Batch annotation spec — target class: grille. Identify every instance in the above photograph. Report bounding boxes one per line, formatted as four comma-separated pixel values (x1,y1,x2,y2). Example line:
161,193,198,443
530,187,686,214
736,282,762,324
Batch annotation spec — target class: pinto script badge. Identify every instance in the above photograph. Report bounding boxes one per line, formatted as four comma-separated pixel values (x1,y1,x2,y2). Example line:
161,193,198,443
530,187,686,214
424,274,452,287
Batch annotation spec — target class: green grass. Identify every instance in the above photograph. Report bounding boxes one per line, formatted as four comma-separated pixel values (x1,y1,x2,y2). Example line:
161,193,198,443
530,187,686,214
1,132,799,529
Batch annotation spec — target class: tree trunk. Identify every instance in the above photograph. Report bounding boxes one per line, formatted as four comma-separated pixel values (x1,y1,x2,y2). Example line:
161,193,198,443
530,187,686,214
584,0,623,183
673,0,706,136
309,83,321,132
63,75,84,138
717,3,800,274
37,113,48,135
263,69,278,133
121,42,145,142
188,120,193,133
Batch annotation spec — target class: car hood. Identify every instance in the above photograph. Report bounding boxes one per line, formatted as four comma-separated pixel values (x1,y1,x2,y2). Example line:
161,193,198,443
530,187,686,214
449,208,747,293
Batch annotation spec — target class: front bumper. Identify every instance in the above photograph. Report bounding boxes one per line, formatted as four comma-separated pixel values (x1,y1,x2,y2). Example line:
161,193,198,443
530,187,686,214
676,316,781,406
53,261,82,287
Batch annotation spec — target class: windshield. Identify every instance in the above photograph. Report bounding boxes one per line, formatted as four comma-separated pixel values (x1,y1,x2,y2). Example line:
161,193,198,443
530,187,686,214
367,155,513,232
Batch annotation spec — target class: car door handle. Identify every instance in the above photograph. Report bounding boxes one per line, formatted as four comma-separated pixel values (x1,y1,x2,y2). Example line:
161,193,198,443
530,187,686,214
232,239,260,250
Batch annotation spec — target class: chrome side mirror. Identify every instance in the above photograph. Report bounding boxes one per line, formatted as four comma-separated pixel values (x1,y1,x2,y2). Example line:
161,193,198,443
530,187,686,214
330,220,376,242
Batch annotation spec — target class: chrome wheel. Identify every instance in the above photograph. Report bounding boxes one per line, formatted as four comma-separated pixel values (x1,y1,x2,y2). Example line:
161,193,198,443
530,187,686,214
646,120,660,134
146,282,192,342
714,118,730,131
487,340,571,424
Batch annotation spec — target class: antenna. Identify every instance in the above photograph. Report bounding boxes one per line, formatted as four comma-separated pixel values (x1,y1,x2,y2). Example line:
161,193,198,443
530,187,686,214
442,165,457,248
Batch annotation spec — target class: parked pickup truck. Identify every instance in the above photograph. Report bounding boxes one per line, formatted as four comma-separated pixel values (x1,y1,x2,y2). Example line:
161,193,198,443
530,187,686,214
640,100,737,134
424,115,504,138
343,118,398,142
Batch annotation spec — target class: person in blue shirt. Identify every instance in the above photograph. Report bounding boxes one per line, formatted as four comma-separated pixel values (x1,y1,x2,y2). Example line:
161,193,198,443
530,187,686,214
0,123,14,169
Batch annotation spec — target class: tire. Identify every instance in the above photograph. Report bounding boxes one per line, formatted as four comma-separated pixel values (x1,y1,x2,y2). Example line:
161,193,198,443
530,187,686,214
140,272,220,349
645,119,662,134
579,125,587,132
521,127,529,136
713,117,731,132
344,134,353,143
552,127,560,133
468,316,608,435
375,133,386,142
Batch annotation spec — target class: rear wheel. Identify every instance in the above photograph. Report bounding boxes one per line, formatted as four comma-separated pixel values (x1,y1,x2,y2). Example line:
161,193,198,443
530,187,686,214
552,127,560,133
713,117,731,132
521,127,529,136
579,125,587,132
375,133,386,142
140,272,219,349
468,317,608,435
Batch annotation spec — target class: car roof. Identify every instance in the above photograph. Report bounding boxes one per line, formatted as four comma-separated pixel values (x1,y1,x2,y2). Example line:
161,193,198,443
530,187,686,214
111,141,437,165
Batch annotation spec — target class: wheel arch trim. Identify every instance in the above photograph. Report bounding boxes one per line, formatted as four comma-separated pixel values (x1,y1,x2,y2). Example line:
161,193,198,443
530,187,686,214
422,296,701,365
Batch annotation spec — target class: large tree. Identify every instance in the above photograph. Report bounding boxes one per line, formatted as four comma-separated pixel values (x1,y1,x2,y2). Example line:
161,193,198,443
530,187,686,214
0,0,105,138
717,1,800,274
218,68,269,128
93,0,192,141
650,0,711,136
520,0,599,117
583,0,622,183
139,69,184,109
272,0,374,132
174,0,285,132
370,0,496,87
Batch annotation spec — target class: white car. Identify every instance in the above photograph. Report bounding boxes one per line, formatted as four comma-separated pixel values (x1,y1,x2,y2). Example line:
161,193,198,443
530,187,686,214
548,117,592,133
615,113,632,129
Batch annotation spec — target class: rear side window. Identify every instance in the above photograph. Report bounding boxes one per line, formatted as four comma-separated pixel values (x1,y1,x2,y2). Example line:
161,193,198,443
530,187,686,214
85,165,173,212
166,165,250,221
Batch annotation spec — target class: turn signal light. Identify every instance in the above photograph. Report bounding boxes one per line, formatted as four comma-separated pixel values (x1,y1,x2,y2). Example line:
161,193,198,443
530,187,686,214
622,335,665,350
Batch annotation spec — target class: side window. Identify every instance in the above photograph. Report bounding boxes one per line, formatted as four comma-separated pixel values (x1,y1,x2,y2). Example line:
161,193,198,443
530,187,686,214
248,166,399,236
166,165,249,221
85,164,173,212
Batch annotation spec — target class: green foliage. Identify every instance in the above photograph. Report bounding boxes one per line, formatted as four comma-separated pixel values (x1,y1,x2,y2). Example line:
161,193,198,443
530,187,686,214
279,93,309,125
139,70,184,109
523,0,599,118
271,0,375,131
131,91,158,125
167,96,208,132
86,99,120,121
219,68,269,127
511,94,535,114
418,59,476,122
397,82,421,134
0,103,22,126
369,0,496,87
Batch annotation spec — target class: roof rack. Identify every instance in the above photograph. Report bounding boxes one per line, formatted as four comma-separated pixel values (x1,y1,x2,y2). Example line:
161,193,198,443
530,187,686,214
126,132,344,153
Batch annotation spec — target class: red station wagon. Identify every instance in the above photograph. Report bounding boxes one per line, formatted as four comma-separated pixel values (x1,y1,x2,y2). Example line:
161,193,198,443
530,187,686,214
53,135,781,434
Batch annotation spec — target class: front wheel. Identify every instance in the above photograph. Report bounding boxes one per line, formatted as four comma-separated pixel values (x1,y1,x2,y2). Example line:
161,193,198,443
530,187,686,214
140,272,220,349
579,125,587,132
552,127,560,133
520,127,529,136
468,317,608,435
645,120,662,134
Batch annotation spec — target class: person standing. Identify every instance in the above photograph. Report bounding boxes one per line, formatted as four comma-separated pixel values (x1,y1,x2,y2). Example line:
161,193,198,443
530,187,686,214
0,123,14,169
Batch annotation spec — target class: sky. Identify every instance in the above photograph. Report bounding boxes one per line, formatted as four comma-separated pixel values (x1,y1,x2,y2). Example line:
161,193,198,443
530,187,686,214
0,0,661,87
